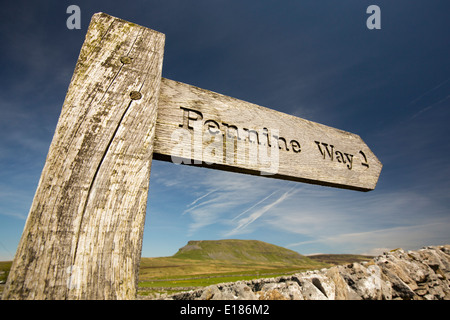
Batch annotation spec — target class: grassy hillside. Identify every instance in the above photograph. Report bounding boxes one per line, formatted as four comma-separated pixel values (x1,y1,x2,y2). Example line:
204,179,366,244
0,261,11,282
138,239,330,297
0,261,12,296
173,239,312,264
139,240,328,280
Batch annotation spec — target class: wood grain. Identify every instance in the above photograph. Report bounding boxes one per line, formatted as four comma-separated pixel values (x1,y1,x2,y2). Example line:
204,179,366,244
2,13,165,299
154,78,382,191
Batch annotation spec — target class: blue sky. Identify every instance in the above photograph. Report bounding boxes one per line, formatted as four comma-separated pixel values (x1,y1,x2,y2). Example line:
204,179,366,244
0,0,449,260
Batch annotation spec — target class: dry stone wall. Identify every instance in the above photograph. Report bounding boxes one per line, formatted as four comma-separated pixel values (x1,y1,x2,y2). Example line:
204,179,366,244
166,245,450,300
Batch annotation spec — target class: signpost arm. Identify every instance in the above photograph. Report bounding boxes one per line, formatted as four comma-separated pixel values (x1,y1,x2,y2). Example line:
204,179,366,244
3,13,165,299
154,78,382,191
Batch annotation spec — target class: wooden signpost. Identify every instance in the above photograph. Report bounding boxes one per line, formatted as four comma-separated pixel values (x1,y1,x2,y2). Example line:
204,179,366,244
2,13,381,300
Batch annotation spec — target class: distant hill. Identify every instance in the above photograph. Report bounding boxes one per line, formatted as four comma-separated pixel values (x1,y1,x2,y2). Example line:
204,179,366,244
138,239,330,289
308,253,374,265
173,239,313,265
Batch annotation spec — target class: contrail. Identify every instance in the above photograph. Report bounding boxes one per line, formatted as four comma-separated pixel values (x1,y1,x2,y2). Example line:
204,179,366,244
410,77,449,105
232,190,278,221
227,185,297,235
188,189,218,207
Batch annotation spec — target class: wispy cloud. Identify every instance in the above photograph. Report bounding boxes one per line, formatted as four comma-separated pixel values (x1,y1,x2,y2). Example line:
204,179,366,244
155,163,297,236
287,218,450,255
408,77,450,120
266,186,450,253
409,94,450,120
150,157,450,254
231,190,279,221
0,184,34,220
182,189,219,215
225,186,298,236
188,189,219,207
409,78,450,105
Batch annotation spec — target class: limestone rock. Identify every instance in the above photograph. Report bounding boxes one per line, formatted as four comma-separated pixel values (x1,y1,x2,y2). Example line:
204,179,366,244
257,281,303,300
198,282,257,300
297,272,336,299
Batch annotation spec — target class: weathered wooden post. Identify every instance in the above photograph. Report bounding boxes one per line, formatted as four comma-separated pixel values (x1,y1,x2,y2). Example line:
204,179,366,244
3,13,165,299
3,12,382,300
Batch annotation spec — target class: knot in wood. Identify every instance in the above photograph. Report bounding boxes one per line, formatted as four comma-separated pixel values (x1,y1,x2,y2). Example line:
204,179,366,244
130,91,142,100
120,56,132,64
